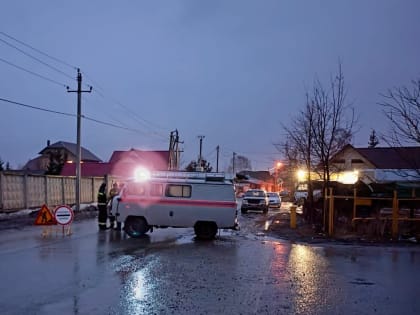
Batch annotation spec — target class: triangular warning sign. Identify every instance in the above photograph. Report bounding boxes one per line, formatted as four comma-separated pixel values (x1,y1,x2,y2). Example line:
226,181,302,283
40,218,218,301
34,205,56,225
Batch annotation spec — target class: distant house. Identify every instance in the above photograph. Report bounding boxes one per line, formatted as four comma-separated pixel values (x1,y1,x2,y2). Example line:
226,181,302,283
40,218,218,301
60,148,170,178
330,144,420,183
235,170,276,193
22,140,102,174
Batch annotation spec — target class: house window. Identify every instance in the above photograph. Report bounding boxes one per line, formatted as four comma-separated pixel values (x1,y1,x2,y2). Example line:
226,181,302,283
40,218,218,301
150,184,163,196
351,159,364,164
165,185,192,198
332,159,345,164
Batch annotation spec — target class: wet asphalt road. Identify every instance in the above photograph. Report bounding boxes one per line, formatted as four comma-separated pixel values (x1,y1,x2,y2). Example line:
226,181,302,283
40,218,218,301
0,208,419,315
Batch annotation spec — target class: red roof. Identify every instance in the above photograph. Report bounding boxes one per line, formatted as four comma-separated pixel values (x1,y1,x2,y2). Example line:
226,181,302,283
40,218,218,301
61,149,170,177
61,162,111,177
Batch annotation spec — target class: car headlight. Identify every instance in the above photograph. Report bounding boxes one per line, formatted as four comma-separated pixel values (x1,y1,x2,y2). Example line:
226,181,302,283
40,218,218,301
242,200,248,205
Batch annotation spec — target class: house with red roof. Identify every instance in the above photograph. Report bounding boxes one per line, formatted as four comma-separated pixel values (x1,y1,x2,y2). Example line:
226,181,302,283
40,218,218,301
61,148,170,178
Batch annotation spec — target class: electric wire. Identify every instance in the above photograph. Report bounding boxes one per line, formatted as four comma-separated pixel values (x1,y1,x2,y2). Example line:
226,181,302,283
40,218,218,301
0,37,75,81
0,32,170,143
0,57,68,88
0,31,77,70
0,97,153,133
83,72,169,138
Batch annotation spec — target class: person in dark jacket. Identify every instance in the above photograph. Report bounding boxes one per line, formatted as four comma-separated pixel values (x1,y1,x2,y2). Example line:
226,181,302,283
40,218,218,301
97,182,109,230
108,182,120,230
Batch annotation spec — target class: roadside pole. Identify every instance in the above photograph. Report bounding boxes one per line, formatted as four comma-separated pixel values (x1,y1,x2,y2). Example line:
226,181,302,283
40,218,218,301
67,69,92,212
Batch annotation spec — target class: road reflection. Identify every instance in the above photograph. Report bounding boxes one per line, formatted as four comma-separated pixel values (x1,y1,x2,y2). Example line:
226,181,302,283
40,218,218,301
288,245,327,314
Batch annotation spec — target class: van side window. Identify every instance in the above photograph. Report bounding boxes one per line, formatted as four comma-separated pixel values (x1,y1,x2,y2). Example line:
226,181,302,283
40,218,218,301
126,183,146,196
150,184,163,196
165,185,191,198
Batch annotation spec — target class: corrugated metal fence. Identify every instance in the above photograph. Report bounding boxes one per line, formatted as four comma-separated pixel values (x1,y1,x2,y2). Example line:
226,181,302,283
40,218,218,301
0,171,107,212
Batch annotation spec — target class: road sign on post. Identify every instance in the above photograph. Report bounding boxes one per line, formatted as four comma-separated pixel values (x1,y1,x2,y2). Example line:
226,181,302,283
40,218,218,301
34,205,56,226
54,205,74,225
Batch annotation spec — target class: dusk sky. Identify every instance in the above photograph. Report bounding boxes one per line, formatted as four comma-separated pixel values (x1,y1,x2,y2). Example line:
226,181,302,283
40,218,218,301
1,0,420,171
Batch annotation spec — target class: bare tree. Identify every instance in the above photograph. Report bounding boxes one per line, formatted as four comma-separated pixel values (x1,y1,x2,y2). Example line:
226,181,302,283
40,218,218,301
227,154,252,173
310,64,355,184
380,79,420,145
379,78,420,177
280,99,318,221
279,63,356,225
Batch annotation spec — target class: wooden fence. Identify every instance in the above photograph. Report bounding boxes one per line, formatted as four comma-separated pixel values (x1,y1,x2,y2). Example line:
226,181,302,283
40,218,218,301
325,187,420,239
0,171,108,212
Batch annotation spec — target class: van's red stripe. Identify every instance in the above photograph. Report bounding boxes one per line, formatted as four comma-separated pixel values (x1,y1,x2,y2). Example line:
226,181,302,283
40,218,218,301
121,197,237,208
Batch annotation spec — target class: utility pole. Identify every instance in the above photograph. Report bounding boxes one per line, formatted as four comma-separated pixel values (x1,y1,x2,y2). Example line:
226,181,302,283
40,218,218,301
232,152,236,175
67,69,92,212
198,135,205,167
216,145,220,172
168,129,182,170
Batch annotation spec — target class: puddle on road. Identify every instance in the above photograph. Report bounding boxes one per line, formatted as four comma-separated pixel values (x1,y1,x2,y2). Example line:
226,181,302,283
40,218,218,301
264,219,272,231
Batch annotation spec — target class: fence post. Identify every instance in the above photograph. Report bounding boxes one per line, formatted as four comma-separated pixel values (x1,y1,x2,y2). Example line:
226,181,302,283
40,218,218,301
0,171,3,210
392,190,399,239
328,187,334,237
352,188,357,220
92,177,95,203
44,175,48,206
61,177,65,204
290,205,297,229
23,172,28,209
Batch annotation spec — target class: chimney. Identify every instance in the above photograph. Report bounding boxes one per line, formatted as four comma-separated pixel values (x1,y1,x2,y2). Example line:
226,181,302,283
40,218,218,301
47,140,50,146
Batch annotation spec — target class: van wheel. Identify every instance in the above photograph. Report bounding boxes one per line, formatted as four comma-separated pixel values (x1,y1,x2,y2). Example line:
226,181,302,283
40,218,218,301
194,222,217,240
124,217,149,238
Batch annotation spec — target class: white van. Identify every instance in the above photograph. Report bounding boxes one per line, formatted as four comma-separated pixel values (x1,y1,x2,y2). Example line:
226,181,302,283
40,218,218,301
110,171,239,239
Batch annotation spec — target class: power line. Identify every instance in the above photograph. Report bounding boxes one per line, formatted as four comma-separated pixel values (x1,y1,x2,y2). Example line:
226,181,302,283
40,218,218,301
82,94,168,140
0,96,156,134
86,77,168,135
0,31,77,70
0,32,169,142
0,97,75,117
0,57,68,88
0,37,75,81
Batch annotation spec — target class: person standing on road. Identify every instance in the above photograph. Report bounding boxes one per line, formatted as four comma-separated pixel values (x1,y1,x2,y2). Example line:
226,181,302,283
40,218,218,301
108,182,120,230
97,182,109,230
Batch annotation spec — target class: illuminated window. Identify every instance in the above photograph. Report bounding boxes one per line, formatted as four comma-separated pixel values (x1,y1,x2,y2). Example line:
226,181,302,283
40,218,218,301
165,185,191,198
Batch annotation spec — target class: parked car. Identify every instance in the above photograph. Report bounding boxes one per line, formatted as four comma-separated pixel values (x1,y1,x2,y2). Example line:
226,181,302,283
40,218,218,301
267,192,281,208
294,182,322,206
241,189,269,214
279,189,291,202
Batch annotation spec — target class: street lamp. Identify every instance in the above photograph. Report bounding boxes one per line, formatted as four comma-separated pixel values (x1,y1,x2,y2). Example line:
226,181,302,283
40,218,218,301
274,161,283,191
296,169,306,182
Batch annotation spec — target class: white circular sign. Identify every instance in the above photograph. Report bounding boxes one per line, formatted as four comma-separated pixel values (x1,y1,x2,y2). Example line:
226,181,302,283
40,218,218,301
54,205,74,225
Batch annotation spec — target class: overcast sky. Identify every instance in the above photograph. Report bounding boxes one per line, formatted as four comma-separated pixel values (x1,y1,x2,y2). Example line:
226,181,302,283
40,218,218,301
1,0,420,170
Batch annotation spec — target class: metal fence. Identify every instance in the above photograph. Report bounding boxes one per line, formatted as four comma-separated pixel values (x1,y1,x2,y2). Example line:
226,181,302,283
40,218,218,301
0,171,107,212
